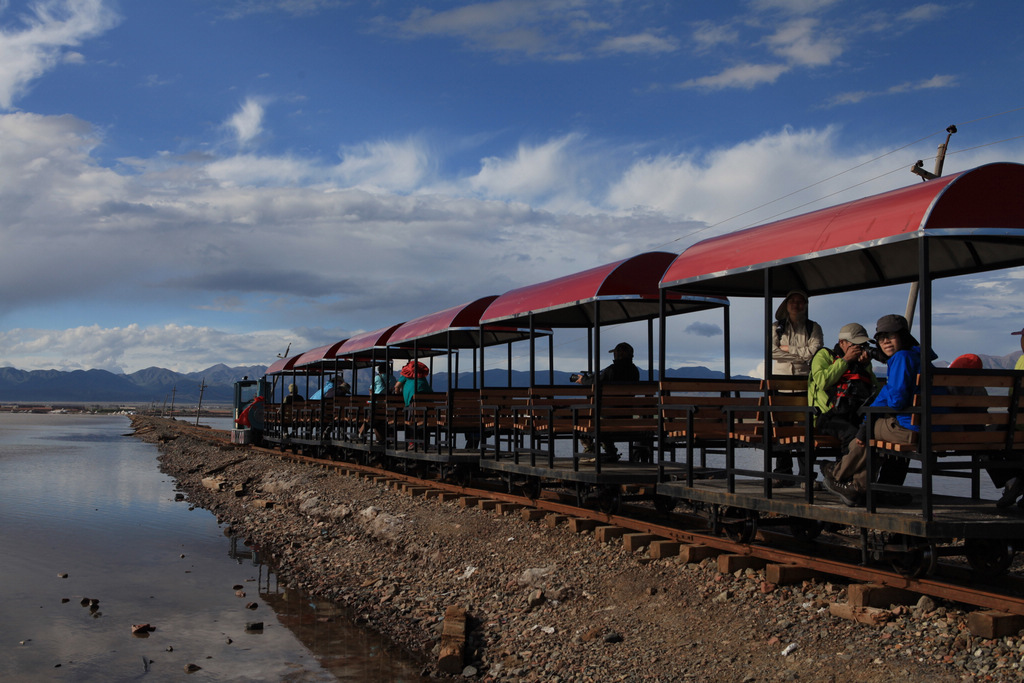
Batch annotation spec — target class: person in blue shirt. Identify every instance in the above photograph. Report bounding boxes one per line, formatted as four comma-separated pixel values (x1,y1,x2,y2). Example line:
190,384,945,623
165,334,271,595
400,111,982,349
823,314,925,506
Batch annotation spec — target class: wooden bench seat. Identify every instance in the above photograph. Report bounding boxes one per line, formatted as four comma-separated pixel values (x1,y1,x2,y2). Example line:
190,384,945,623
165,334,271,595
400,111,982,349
660,379,763,443
869,371,1024,456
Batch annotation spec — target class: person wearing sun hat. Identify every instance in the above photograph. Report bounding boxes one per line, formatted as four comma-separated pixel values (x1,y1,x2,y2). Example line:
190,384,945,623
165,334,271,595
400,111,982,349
822,314,928,507
771,290,824,481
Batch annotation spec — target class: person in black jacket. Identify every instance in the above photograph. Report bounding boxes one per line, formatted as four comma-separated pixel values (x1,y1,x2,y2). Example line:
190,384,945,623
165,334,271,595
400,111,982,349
575,342,640,462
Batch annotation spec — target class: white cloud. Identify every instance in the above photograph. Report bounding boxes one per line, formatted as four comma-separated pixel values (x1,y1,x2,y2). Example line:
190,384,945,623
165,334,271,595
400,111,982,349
468,133,581,203
674,62,789,90
827,74,957,106
334,138,432,192
605,126,856,228
597,32,677,55
764,18,842,67
0,323,311,373
225,97,265,147
691,21,739,51
898,4,949,23
1,103,1022,372
751,0,840,13
0,0,120,109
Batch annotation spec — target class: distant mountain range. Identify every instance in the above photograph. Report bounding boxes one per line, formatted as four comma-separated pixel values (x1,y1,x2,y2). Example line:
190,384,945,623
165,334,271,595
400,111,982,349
3,351,1017,404
0,364,267,404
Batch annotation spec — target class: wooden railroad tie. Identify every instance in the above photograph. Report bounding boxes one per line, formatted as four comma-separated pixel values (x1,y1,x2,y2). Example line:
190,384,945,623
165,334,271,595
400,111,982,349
437,605,467,675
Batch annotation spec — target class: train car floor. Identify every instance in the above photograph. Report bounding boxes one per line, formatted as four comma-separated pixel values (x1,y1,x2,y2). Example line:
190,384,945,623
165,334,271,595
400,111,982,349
656,477,1024,539
479,456,685,485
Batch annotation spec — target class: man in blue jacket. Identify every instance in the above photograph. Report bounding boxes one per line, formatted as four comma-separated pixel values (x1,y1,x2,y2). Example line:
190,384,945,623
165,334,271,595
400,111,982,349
822,314,923,506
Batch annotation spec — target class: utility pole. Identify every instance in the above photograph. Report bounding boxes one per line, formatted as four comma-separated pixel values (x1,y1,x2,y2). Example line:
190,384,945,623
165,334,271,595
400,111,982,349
195,378,207,426
905,124,957,326
169,386,177,419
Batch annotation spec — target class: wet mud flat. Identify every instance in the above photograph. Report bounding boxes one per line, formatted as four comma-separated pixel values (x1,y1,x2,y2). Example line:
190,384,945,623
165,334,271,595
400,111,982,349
133,416,1024,682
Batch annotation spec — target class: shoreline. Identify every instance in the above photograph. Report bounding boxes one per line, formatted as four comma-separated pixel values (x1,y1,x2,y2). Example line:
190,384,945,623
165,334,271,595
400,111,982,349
133,416,1020,681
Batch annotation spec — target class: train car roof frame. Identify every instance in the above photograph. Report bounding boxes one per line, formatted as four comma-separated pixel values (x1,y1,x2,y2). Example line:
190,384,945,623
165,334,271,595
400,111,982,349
387,295,550,349
660,162,1024,297
480,251,728,327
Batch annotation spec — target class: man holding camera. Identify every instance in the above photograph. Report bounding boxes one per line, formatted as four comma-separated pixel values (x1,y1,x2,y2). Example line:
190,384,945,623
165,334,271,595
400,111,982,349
574,342,640,462
823,314,926,507
807,323,879,457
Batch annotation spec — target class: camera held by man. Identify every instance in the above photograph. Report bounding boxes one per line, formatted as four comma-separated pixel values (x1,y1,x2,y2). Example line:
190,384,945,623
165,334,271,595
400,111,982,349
569,370,593,384
862,340,887,363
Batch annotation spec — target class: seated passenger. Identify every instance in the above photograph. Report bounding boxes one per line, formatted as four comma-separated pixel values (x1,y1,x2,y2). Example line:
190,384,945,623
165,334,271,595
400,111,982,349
808,323,878,458
574,342,640,463
358,364,393,443
822,314,930,507
989,329,1024,507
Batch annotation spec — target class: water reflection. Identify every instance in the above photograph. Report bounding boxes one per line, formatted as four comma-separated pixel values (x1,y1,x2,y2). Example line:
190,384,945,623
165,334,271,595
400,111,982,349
225,534,428,682
0,413,427,683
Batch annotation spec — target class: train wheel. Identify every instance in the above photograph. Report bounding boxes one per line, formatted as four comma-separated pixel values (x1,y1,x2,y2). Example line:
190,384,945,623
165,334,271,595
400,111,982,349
522,477,542,500
723,509,758,544
964,538,1015,579
789,519,823,542
890,540,938,578
598,486,621,515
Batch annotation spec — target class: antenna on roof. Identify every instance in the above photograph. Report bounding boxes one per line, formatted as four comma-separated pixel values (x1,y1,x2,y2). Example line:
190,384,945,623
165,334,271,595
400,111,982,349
911,124,957,181
277,342,291,359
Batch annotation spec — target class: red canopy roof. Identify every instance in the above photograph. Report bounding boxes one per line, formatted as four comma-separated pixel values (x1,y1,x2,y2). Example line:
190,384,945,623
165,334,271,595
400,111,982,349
294,339,348,368
480,251,728,327
332,324,402,358
265,353,303,375
661,162,1024,297
387,295,547,349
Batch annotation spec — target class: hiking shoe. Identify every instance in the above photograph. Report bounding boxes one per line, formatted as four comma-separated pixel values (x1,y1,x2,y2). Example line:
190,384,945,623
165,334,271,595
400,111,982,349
820,461,835,480
997,477,1024,508
822,472,862,507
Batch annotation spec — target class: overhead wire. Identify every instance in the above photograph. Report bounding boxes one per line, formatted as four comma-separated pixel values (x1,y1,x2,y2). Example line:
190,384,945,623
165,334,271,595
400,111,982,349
652,104,1024,252
481,106,1024,372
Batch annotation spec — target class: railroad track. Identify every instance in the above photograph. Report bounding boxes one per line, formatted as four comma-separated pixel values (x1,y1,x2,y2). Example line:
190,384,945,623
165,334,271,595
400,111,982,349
170,421,1024,628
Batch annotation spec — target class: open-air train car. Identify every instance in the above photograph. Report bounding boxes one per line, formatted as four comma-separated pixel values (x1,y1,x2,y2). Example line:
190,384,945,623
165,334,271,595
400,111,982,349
475,251,729,507
656,161,1024,576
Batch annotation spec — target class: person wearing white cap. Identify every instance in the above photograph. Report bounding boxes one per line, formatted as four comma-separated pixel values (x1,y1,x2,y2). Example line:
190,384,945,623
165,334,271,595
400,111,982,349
807,323,879,460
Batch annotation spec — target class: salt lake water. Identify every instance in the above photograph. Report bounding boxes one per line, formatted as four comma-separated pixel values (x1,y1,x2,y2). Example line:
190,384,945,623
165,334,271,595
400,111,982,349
0,413,426,682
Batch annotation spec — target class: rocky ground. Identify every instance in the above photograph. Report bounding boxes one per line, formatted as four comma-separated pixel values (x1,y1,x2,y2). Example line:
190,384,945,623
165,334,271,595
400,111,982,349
132,416,1024,682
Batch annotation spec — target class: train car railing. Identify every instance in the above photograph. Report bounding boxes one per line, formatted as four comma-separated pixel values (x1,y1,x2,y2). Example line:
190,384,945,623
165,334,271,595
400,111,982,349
511,385,593,468
387,393,446,454
435,389,485,456
863,369,1024,518
480,388,530,460
569,382,659,473
657,379,762,484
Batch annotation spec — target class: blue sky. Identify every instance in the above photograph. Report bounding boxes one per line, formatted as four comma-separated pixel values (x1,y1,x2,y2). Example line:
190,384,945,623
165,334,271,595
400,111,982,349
1,0,1023,376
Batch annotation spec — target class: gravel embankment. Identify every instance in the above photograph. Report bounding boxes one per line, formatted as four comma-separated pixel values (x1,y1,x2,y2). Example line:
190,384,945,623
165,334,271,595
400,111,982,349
132,416,1024,682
